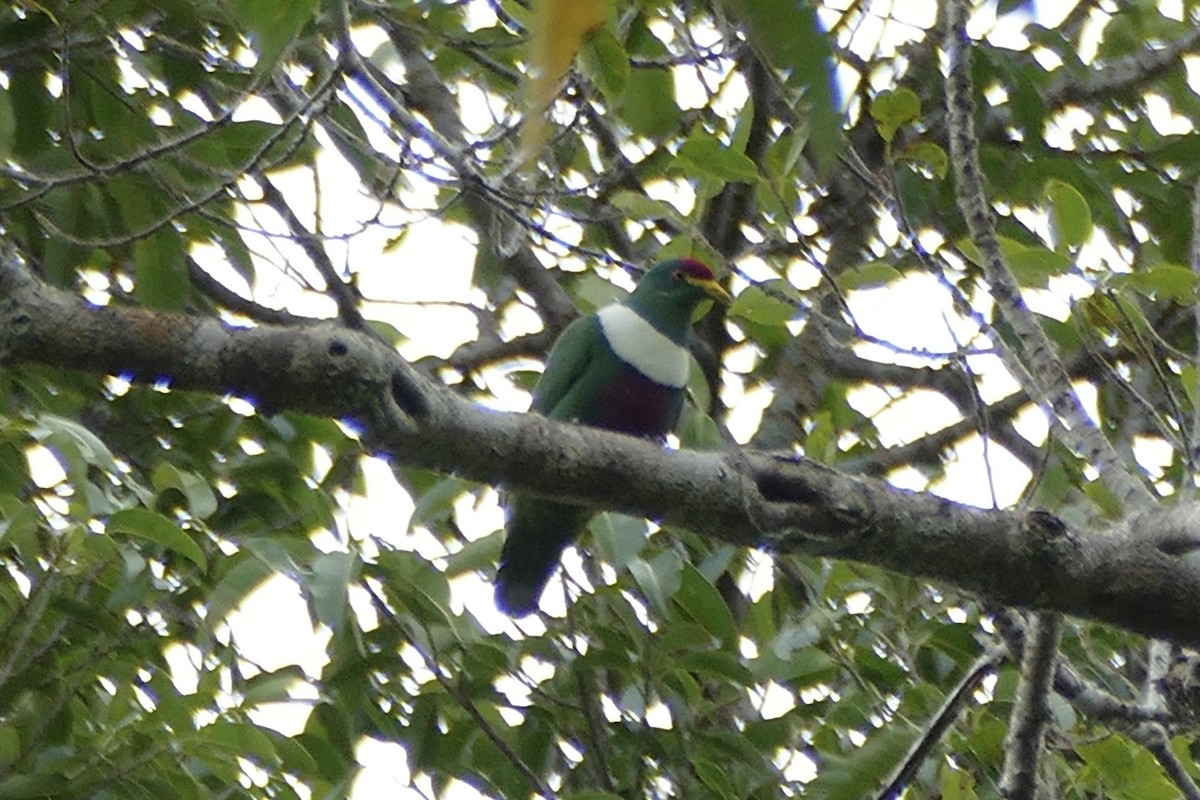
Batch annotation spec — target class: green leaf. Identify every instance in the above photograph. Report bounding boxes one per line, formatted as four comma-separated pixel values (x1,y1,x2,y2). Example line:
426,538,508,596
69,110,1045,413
655,238,723,274
376,549,452,619
694,759,736,798
857,650,908,688
0,773,70,798
34,413,118,474
410,476,470,527
722,0,841,172
674,563,736,645
1083,478,1124,520
590,513,647,571
805,410,837,463
1113,265,1198,302
186,120,279,170
918,622,983,684
752,631,837,683
1075,733,1168,794
728,285,795,326
896,139,948,178
572,271,628,311
471,243,505,292
50,596,125,636
308,551,358,630
7,71,50,159
30,164,85,257
1045,178,1093,249
686,353,712,414
271,732,323,781
675,650,753,684
107,508,207,569
729,94,755,156
804,726,916,800
1183,364,1199,413
580,28,630,105
205,552,276,624
957,236,1073,288
135,229,189,310
228,0,320,70
620,67,678,138
0,726,18,768
242,665,307,707
0,496,38,555
198,720,279,764
940,761,980,800
629,550,682,616
871,88,921,143
445,529,504,577
678,135,760,183
0,89,14,160
676,404,724,450
839,261,905,291
610,190,686,225
152,463,218,519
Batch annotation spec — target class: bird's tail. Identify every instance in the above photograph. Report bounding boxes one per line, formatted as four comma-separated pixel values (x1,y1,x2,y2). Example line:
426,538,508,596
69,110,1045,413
494,497,592,616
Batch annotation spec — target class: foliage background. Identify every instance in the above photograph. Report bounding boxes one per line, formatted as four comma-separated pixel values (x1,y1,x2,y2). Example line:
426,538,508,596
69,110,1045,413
2,0,1200,798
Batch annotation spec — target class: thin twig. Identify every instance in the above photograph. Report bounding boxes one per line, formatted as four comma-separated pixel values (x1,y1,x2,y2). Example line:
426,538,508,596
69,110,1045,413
186,257,313,326
256,178,368,330
563,604,616,793
875,647,1004,800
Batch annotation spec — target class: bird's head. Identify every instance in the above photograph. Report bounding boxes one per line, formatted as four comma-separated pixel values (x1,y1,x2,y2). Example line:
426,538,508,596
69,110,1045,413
632,258,732,310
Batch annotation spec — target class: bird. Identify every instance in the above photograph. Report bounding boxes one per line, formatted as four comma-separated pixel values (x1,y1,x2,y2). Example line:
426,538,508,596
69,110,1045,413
494,257,731,616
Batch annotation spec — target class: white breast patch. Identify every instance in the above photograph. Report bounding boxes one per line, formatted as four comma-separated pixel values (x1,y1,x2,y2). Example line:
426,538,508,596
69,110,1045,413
596,304,690,388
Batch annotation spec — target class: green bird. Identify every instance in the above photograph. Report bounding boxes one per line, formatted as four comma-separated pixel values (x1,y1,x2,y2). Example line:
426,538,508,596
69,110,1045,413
495,258,731,616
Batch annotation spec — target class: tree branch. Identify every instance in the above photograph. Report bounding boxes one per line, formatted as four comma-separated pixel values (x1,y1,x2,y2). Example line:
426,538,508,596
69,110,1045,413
875,647,1003,800
5,254,1200,645
942,0,1150,511
999,611,1060,799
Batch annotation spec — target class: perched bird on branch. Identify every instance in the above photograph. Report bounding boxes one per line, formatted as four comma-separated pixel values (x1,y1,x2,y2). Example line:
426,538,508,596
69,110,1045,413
495,257,731,616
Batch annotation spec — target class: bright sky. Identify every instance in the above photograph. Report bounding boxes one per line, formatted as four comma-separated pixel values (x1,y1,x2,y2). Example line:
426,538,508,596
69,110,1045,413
21,0,1195,796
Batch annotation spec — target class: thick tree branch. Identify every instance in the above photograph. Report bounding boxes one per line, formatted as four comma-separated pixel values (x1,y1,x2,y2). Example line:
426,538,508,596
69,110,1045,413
4,255,1200,646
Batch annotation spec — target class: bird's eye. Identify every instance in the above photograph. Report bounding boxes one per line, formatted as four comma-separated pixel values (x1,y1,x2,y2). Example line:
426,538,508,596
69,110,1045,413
672,269,684,280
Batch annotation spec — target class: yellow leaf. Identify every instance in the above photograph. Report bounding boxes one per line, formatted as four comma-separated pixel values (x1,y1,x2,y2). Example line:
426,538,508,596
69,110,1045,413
517,0,612,167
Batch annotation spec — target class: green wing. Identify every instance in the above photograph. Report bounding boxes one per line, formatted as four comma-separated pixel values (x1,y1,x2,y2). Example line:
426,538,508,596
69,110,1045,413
531,315,600,417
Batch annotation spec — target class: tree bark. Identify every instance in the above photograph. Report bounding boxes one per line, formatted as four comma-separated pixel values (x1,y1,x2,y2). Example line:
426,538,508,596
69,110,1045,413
3,254,1200,646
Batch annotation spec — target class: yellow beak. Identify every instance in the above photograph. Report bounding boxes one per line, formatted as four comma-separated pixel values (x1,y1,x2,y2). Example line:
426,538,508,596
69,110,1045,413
686,276,732,305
